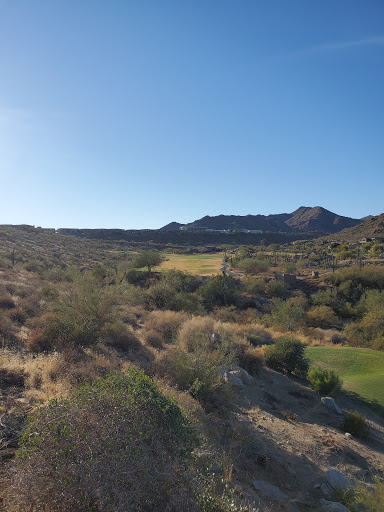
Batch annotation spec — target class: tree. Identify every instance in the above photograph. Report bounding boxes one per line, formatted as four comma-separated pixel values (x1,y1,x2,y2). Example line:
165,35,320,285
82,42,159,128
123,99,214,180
132,250,163,273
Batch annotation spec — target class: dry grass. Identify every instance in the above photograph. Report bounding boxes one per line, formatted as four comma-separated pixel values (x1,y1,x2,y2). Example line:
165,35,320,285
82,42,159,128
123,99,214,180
142,310,189,345
0,344,130,402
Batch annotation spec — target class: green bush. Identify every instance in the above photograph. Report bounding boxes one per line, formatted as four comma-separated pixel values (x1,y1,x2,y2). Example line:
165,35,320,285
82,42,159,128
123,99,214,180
354,477,384,511
8,369,199,511
343,410,369,438
264,337,309,377
308,367,342,395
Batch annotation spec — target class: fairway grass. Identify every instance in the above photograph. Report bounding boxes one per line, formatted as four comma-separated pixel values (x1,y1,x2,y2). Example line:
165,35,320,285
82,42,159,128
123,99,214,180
306,346,384,415
159,253,224,276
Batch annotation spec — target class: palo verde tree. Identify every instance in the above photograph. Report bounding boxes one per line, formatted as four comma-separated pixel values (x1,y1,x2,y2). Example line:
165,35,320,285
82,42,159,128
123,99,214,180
132,250,163,274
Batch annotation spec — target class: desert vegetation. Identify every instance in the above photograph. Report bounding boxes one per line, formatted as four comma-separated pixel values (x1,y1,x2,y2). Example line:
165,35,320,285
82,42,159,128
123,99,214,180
1,228,384,511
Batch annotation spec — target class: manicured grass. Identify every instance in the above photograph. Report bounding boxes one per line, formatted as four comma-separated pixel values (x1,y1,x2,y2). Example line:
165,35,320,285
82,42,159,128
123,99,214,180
306,346,384,414
159,253,224,276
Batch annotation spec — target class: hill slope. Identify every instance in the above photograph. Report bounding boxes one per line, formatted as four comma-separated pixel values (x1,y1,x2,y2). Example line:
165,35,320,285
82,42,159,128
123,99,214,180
332,213,384,241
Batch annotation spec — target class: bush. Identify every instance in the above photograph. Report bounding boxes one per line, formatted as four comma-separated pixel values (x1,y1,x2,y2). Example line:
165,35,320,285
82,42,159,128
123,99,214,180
265,280,288,298
264,337,309,377
308,367,342,395
354,477,384,512
306,305,340,329
143,310,189,344
0,295,16,310
267,297,307,331
7,370,199,511
343,410,369,438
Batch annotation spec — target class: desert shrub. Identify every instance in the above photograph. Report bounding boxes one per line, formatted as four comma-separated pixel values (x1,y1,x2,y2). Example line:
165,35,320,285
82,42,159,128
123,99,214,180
311,288,346,314
267,297,307,331
143,328,164,349
6,308,27,325
344,307,384,348
7,369,199,512
237,345,263,376
264,337,309,377
18,295,42,317
125,268,147,284
235,324,273,346
178,316,217,352
157,318,240,403
342,411,369,438
308,367,342,395
41,285,60,301
235,256,269,274
198,274,241,310
143,310,189,343
306,305,340,329
265,280,288,298
0,314,18,346
354,477,384,512
211,305,238,323
0,295,16,310
243,276,266,295
101,322,141,351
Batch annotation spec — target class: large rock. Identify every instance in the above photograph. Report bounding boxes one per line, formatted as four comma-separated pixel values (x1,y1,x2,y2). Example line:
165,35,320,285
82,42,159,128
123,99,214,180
251,480,288,503
223,371,244,388
232,366,254,385
326,469,352,492
319,498,350,511
321,397,343,414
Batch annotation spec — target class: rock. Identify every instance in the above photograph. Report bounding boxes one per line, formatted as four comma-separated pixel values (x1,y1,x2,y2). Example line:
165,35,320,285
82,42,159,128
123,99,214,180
314,484,321,489
321,482,334,499
326,469,352,492
230,366,254,385
321,397,343,414
243,487,262,504
319,498,351,511
345,432,352,439
223,371,244,388
251,480,288,503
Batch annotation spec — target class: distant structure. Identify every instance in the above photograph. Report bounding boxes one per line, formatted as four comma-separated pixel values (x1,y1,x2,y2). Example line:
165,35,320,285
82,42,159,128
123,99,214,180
179,227,263,234
275,272,296,287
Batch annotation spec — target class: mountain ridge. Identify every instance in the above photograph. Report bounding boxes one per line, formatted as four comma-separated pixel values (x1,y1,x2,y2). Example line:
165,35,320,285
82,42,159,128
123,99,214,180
161,206,363,234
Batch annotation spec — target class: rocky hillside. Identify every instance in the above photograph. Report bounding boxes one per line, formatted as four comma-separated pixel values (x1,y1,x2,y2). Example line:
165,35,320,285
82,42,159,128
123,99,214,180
163,207,362,234
331,213,384,241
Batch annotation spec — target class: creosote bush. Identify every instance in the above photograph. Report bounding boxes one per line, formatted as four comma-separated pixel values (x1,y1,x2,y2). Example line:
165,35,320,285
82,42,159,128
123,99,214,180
308,367,342,395
7,369,199,512
264,337,309,377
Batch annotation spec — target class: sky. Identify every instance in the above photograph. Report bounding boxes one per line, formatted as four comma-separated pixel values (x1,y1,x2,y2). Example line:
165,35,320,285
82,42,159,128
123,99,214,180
0,0,383,229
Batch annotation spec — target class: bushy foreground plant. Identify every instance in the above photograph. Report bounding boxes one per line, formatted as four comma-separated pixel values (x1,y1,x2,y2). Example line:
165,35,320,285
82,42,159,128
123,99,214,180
7,369,199,511
264,337,309,377
308,367,342,395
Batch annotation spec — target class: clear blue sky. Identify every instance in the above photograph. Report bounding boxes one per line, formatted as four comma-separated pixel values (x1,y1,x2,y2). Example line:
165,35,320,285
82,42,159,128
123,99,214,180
1,1,383,228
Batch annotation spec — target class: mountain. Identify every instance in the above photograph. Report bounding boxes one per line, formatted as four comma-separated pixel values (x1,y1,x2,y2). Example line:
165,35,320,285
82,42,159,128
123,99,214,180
159,222,185,231
161,207,362,234
285,206,361,233
331,213,384,241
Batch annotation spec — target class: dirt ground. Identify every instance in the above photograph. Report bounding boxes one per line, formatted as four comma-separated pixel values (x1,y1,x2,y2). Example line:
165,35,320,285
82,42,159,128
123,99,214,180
224,367,384,511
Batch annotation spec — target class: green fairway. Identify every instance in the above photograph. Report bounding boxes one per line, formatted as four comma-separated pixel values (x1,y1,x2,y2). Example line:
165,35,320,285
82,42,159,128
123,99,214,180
306,346,384,414
159,253,224,276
